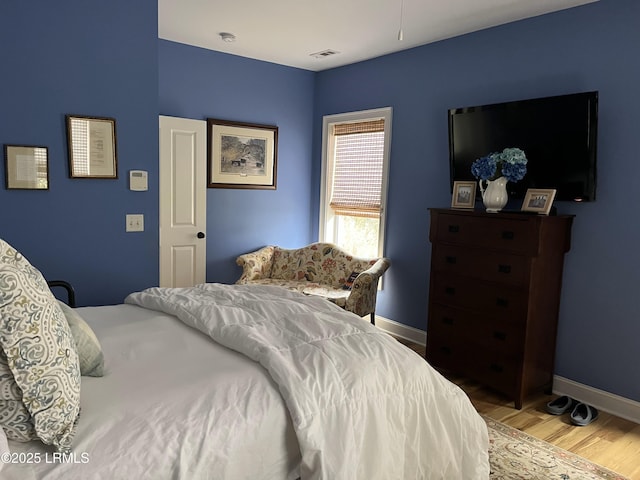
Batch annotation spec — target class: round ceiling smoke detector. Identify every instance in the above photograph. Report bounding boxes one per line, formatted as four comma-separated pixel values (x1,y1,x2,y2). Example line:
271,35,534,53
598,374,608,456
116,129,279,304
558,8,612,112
219,32,236,43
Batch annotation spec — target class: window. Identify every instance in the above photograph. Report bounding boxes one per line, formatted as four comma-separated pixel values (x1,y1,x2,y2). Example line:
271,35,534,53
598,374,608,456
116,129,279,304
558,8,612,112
319,108,392,260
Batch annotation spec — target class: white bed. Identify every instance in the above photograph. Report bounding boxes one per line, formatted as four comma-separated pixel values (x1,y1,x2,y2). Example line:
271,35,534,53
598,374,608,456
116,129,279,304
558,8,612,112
3,283,489,479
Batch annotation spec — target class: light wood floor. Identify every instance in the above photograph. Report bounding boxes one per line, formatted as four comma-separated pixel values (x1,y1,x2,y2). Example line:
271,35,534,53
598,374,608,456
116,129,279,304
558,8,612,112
397,338,640,479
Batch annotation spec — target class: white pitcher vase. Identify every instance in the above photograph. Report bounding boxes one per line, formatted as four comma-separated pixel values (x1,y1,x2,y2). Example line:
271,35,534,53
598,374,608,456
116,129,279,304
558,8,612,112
479,176,508,213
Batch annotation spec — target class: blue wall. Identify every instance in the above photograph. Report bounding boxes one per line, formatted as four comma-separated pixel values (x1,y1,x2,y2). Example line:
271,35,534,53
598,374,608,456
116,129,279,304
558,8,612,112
314,0,640,401
2,0,638,402
158,41,316,283
0,1,159,306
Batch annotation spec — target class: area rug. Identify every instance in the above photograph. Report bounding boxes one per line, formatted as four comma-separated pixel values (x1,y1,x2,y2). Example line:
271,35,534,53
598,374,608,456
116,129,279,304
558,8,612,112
486,416,629,479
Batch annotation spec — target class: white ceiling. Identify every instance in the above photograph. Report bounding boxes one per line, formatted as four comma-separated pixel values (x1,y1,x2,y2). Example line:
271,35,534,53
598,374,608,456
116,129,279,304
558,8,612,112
159,0,597,72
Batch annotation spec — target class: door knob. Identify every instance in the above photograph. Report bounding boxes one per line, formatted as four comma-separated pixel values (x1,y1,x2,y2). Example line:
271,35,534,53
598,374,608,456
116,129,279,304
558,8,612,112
197,232,205,239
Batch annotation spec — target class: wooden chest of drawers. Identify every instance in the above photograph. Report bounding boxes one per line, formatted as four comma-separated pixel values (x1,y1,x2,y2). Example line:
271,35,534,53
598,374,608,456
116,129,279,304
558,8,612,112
426,208,573,408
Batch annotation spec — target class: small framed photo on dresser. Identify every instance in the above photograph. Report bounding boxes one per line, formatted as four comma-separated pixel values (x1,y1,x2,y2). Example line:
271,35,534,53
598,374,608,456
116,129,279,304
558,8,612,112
451,181,476,209
521,188,557,215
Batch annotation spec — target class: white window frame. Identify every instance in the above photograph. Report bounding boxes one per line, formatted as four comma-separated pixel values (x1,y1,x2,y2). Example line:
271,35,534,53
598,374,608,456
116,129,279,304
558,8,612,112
319,107,392,260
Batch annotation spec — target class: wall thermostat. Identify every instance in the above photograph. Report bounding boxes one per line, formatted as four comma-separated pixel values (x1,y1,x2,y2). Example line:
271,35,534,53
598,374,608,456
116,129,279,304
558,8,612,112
129,170,148,191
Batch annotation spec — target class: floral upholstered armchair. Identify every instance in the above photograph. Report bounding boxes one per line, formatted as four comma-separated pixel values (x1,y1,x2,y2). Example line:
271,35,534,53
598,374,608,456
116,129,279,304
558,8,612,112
236,242,390,324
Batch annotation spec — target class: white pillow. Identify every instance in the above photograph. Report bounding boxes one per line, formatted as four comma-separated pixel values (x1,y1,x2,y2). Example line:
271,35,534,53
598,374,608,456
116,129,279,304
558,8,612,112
58,301,105,377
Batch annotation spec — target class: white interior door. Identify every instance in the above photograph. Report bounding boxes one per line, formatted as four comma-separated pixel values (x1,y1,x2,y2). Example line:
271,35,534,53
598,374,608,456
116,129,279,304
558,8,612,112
159,116,207,287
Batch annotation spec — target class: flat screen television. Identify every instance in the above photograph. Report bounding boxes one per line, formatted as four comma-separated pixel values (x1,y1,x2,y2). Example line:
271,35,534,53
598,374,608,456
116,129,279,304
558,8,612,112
448,91,598,201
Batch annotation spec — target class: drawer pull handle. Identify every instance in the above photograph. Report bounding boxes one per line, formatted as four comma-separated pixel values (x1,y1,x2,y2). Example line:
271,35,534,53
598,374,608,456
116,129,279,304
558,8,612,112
442,317,454,325
445,287,456,295
448,225,460,233
498,264,512,274
490,364,504,373
493,331,507,341
496,297,509,307
445,256,457,264
502,231,515,240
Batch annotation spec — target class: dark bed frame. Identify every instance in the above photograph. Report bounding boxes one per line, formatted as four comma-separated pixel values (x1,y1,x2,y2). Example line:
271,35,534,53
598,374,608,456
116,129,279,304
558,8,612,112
47,280,76,307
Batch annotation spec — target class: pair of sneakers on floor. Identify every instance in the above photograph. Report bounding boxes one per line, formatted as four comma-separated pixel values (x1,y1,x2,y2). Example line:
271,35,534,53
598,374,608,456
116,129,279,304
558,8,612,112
545,396,598,426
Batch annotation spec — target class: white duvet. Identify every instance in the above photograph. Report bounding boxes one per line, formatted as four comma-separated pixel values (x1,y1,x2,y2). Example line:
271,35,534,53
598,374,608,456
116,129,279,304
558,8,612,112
125,283,489,480
4,302,301,480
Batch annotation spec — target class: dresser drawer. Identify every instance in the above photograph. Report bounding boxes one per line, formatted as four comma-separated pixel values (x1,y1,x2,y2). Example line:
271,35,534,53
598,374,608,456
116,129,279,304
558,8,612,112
426,332,519,397
432,245,531,286
431,275,527,322
469,355,519,396
433,213,539,255
425,335,474,372
428,304,524,357
427,304,474,343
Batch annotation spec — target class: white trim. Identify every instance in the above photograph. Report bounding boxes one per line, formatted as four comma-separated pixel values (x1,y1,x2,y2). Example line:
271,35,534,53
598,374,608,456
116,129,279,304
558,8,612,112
375,315,426,346
553,376,640,424
376,319,640,424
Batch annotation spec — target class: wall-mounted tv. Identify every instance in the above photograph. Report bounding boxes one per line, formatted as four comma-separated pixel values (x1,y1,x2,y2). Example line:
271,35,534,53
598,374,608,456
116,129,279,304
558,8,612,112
448,91,598,202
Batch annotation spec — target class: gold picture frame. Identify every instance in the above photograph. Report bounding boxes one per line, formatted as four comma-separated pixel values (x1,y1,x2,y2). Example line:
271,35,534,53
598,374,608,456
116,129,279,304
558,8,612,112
66,115,118,179
4,145,49,190
207,118,278,189
521,188,557,215
451,181,477,209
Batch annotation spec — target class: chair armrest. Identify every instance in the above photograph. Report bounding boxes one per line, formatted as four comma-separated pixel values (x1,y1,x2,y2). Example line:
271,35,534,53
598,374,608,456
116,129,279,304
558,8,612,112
345,258,390,317
235,246,276,283
359,258,391,280
47,280,76,308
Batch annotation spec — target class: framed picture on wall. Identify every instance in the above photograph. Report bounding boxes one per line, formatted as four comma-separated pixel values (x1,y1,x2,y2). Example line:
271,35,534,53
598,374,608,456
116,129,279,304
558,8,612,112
521,188,557,215
207,118,278,189
451,181,476,209
66,115,118,179
4,145,49,190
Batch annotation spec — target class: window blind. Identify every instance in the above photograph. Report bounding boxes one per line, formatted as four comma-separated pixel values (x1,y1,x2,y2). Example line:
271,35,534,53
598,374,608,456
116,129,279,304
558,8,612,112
329,120,385,218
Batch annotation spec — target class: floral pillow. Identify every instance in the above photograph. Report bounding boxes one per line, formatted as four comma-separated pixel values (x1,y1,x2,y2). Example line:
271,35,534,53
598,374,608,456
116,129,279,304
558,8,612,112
0,238,81,452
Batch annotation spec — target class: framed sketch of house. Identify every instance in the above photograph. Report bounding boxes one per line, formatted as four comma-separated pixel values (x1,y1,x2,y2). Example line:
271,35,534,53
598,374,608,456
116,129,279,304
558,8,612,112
207,118,277,190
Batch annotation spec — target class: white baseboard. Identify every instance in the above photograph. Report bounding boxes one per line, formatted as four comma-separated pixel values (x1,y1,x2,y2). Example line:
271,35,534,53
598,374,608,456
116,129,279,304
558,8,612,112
375,315,426,346
375,317,639,425
553,376,640,424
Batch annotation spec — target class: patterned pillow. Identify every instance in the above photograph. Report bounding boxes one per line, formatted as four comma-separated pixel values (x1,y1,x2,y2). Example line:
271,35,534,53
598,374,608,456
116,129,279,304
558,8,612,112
0,239,81,452
58,301,105,377
0,349,39,442
0,424,8,473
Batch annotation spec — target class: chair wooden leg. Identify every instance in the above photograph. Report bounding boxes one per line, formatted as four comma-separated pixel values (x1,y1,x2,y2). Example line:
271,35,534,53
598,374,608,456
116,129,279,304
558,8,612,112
370,312,375,325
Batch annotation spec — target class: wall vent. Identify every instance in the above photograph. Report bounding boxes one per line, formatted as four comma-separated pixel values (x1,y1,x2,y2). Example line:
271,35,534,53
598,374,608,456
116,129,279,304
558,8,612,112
310,49,340,59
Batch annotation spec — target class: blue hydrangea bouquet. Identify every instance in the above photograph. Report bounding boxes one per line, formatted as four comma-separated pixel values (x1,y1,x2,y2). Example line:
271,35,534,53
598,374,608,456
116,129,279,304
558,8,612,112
471,147,528,183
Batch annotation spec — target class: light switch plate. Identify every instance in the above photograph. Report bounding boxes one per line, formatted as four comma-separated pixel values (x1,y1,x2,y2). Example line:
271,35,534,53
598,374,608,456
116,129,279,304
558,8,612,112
126,214,144,232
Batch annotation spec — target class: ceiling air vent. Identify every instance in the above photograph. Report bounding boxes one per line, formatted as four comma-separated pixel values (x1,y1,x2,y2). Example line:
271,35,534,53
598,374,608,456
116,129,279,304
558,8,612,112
310,49,340,59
